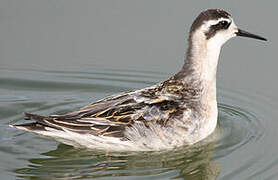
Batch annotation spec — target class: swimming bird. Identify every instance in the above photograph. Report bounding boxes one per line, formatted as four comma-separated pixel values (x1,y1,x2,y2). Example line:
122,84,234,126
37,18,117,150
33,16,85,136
10,9,267,151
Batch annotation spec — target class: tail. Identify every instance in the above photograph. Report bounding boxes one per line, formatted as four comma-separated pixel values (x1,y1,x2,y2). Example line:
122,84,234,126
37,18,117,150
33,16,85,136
10,112,55,132
24,112,45,121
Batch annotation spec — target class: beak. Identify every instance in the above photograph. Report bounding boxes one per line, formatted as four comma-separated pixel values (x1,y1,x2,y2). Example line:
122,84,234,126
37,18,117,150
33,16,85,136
236,29,267,41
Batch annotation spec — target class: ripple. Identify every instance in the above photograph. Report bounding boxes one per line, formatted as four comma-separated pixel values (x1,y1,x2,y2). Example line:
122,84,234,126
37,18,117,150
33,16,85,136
10,89,267,179
216,89,277,179
214,103,264,159
2,68,278,179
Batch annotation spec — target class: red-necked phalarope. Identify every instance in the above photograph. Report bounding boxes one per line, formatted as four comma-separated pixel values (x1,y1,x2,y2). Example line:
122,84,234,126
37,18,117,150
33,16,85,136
10,9,267,151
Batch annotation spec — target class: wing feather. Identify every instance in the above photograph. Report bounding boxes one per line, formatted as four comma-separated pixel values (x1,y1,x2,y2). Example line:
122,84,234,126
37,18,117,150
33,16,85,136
20,79,200,138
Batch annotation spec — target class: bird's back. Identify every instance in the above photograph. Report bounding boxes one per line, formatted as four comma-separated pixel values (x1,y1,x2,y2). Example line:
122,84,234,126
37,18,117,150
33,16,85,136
12,76,207,151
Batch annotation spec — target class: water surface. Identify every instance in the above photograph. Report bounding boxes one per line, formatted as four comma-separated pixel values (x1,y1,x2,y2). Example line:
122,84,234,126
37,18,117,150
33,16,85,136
1,68,277,179
1,1,278,179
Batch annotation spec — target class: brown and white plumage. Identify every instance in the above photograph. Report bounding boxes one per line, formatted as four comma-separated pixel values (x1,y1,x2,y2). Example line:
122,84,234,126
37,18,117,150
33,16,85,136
13,77,204,150
11,9,266,151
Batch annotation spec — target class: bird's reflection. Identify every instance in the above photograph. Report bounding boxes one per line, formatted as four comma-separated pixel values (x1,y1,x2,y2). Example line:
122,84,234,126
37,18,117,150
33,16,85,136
14,134,220,180
13,104,260,179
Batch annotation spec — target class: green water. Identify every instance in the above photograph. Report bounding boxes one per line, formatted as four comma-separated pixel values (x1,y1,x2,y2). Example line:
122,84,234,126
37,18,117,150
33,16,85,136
1,0,278,179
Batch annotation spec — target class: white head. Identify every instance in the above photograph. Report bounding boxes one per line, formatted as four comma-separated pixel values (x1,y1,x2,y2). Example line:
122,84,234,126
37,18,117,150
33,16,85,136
183,9,266,84
188,9,266,50
201,17,237,47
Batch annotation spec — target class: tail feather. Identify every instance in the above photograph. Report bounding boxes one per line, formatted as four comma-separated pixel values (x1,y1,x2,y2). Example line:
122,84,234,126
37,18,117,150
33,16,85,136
10,122,47,132
24,112,46,121
11,112,59,132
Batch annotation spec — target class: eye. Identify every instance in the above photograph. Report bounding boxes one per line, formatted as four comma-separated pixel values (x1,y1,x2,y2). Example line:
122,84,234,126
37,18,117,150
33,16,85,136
218,20,230,29
219,20,228,26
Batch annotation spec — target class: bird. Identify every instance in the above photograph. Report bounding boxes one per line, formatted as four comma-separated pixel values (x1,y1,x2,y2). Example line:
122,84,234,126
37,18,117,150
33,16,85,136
10,9,267,151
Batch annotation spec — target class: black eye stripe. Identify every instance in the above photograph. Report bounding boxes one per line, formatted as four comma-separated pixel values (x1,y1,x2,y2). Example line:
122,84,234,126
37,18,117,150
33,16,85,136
216,20,231,29
227,22,231,28
222,21,231,29
205,21,231,39
209,21,231,31
220,20,228,26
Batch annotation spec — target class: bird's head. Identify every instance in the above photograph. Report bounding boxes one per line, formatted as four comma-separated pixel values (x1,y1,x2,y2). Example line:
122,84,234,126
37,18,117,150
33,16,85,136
189,9,267,48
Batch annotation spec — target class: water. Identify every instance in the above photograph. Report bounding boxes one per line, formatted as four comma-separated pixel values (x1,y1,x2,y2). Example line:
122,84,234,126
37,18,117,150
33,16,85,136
1,1,278,179
1,68,276,179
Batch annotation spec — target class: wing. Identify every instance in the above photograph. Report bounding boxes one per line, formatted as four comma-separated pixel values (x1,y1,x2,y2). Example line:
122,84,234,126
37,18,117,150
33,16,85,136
19,78,201,139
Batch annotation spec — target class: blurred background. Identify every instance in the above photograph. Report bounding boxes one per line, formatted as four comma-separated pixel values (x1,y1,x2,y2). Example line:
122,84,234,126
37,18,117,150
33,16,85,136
0,0,275,95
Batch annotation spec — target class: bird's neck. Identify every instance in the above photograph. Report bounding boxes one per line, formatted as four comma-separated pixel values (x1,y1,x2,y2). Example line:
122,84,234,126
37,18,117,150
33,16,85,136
186,35,221,83
177,32,222,107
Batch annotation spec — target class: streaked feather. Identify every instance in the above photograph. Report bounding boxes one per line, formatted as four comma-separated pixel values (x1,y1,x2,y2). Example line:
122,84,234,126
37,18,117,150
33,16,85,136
13,78,201,142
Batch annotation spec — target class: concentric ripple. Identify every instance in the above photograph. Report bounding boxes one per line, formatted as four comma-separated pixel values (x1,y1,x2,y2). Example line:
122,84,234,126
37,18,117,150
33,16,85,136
12,99,264,179
1,68,277,179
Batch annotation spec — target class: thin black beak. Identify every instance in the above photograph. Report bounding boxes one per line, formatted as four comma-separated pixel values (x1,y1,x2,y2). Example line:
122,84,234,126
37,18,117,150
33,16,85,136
236,29,267,41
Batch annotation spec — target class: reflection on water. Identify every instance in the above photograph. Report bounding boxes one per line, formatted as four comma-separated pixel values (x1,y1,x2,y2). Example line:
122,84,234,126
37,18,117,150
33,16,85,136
15,141,219,179
12,101,261,179
1,68,274,179
0,0,277,178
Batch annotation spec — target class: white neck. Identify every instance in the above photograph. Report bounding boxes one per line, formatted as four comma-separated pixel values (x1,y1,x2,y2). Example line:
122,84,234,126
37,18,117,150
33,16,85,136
188,31,222,81
183,30,223,108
